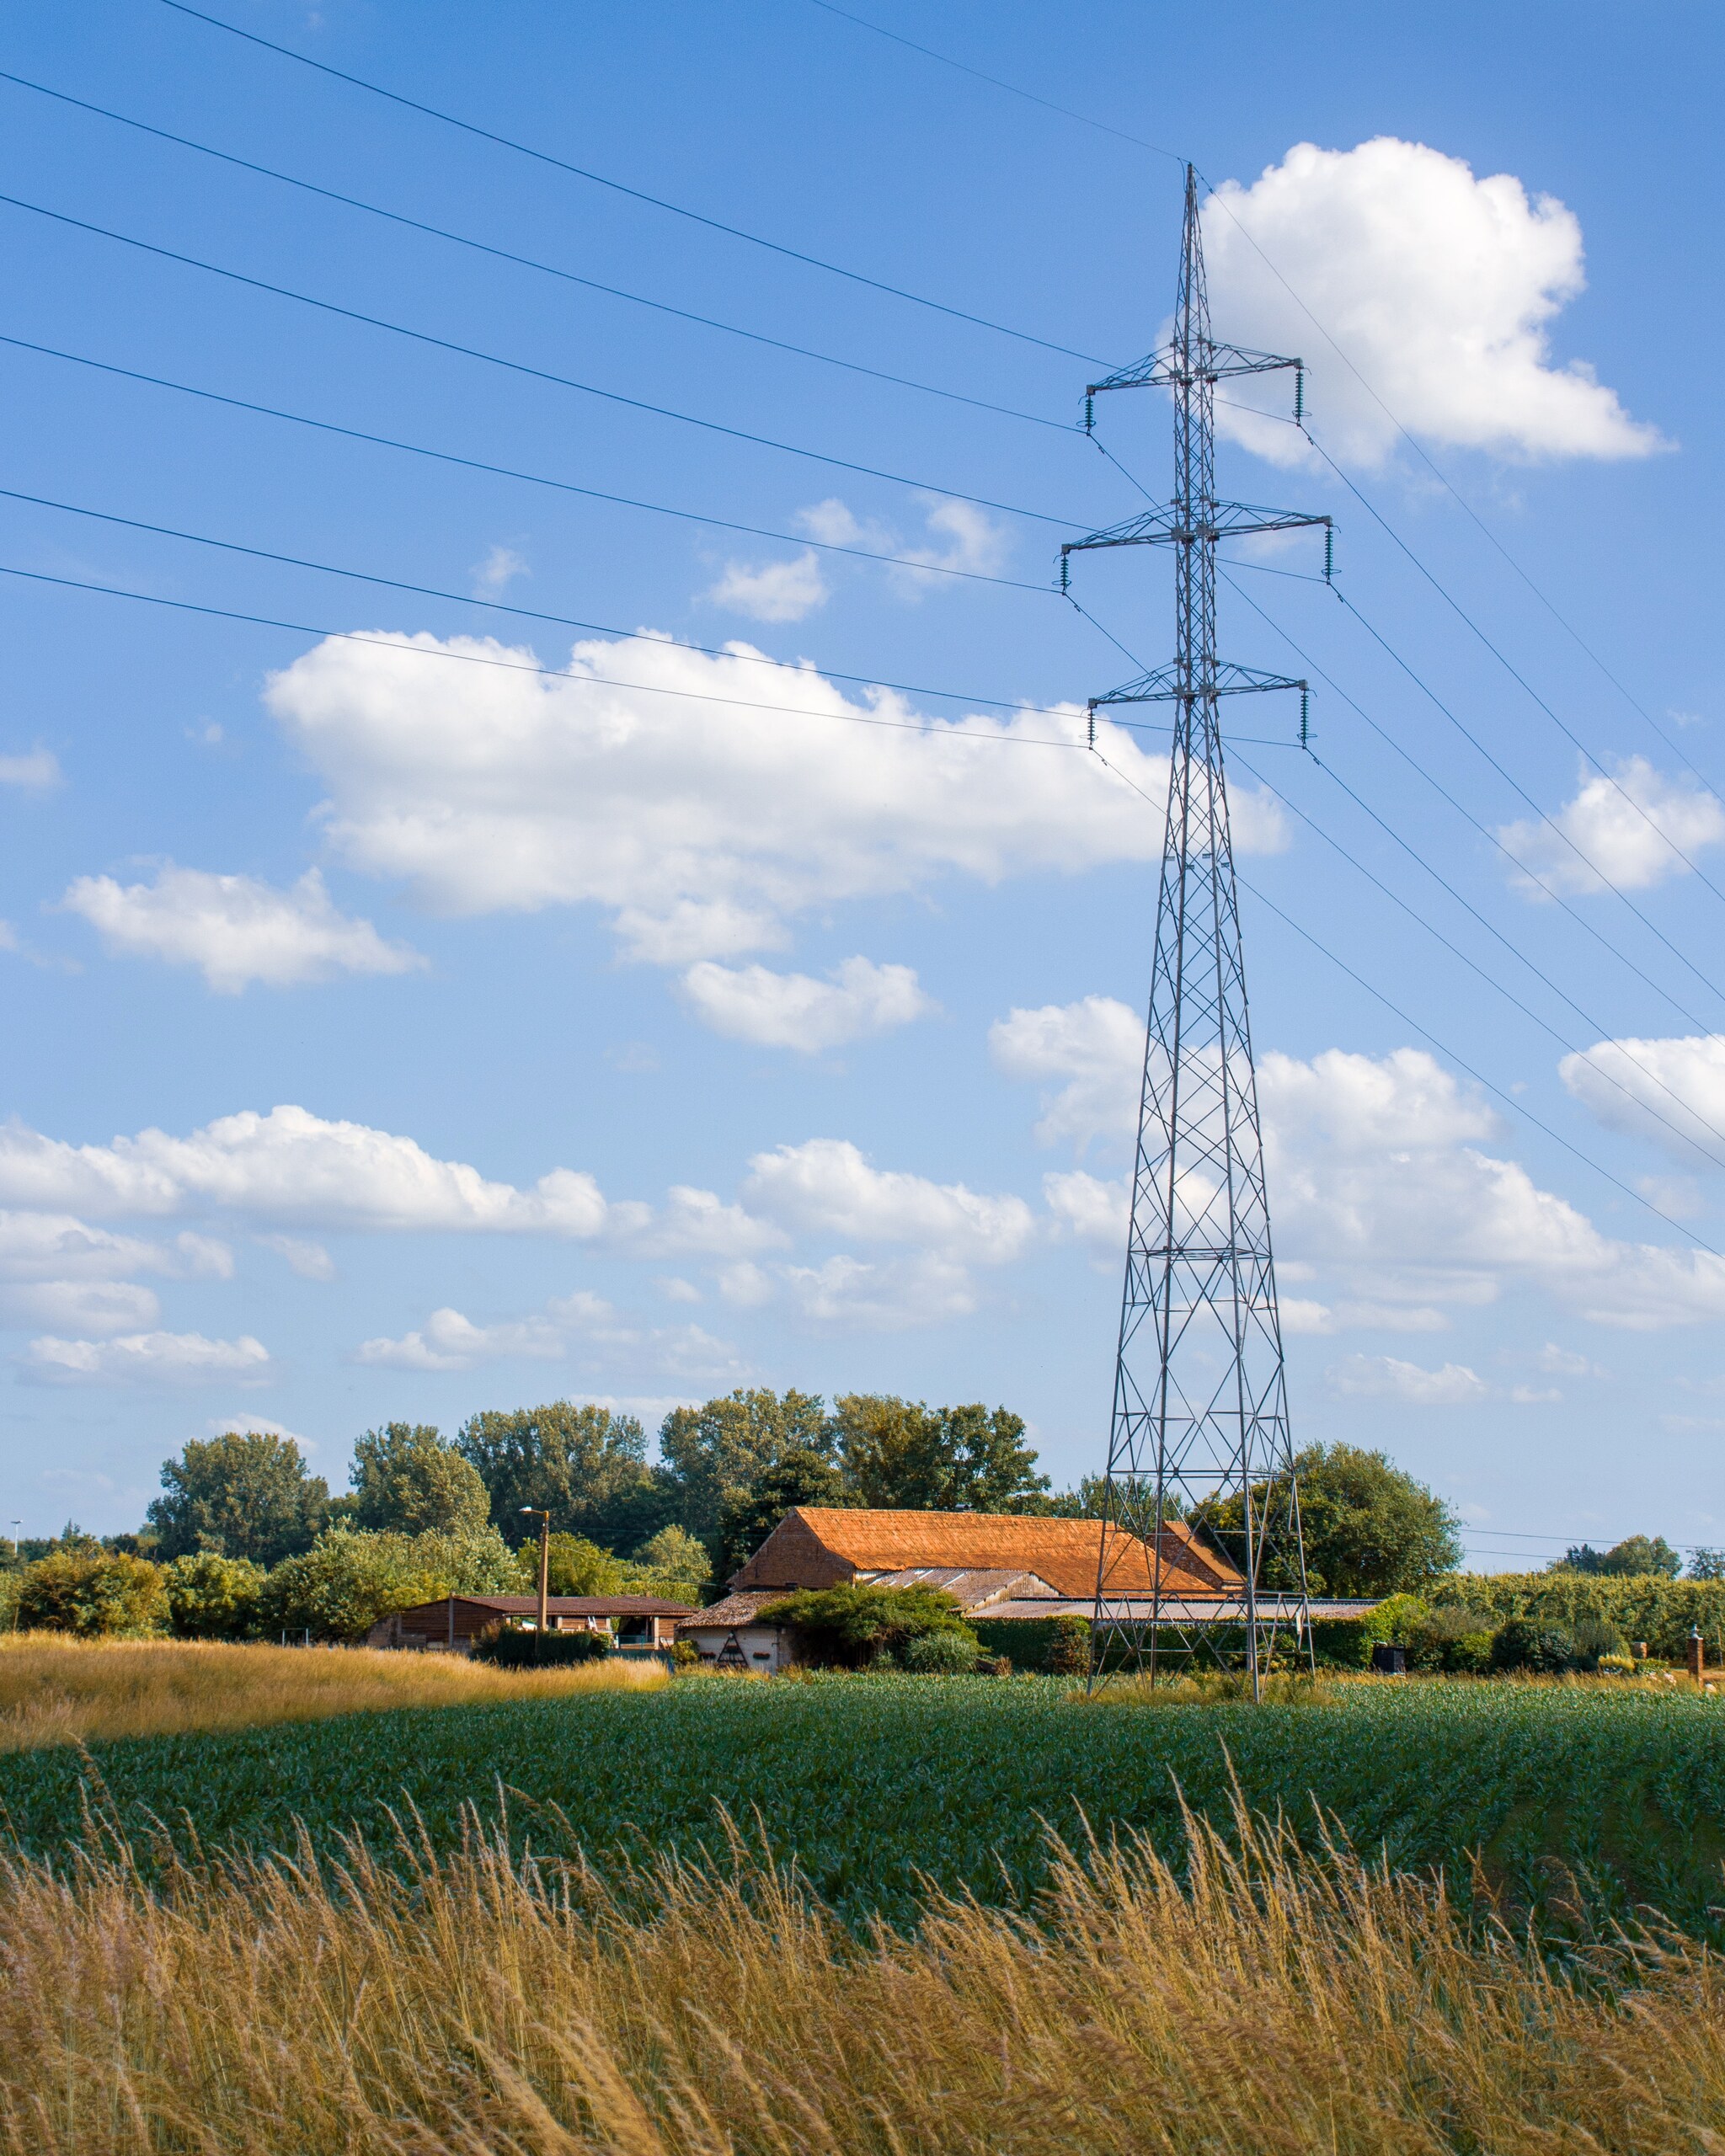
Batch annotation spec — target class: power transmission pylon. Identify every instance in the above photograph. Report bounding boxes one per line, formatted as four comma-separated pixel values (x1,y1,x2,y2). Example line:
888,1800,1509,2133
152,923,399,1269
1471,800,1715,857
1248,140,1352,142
1063,166,1329,1699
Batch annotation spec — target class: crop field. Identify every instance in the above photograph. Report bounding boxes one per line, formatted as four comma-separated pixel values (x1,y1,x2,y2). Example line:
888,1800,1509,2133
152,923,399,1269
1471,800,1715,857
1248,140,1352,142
5,1671,1725,1935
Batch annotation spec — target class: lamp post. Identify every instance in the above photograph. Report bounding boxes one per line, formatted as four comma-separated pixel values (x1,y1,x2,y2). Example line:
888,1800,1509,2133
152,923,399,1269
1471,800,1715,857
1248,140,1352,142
519,1508,551,1655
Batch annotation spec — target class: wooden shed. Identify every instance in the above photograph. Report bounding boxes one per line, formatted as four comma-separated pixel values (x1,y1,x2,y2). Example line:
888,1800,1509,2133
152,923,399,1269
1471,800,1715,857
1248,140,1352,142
367,1593,690,1653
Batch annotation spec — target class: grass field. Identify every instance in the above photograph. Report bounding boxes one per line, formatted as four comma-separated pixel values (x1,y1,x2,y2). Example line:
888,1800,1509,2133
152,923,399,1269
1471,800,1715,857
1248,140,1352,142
5,1666,1724,1935
0,1633,662,1750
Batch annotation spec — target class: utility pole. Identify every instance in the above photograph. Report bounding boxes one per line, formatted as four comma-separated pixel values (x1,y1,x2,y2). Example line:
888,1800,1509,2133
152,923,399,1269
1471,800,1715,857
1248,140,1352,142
1062,167,1327,1699
520,1507,551,1656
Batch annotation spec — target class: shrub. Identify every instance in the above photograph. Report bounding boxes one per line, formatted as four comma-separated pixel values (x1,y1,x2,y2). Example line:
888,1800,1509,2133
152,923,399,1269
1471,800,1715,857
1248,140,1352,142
163,1552,265,1640
1356,1593,1429,1667
1408,1606,1496,1675
669,1639,702,1672
471,1626,609,1668
1596,1652,1638,1677
902,1629,978,1674
756,1583,978,1669
1433,1572,1725,1662
17,1550,168,1637
259,1526,523,1643
1568,1617,1628,1672
1491,1617,1576,1673
1046,1614,1093,1677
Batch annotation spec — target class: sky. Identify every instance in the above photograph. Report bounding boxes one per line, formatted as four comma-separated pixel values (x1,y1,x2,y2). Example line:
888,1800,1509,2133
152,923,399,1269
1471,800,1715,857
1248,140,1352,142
2,0,1722,1568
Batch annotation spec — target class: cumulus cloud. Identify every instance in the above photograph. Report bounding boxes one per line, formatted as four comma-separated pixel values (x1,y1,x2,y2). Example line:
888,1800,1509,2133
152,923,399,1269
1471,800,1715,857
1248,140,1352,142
1498,760,1725,897
990,996,1143,1151
255,1233,336,1281
355,1297,592,1371
262,631,1284,964
1203,137,1661,467
0,746,60,790
999,997,1725,1331
745,1138,1035,1264
680,956,933,1051
61,865,425,992
794,496,1011,599
1326,1353,1487,1406
0,1280,162,1336
779,1251,978,1331
19,1330,270,1385
471,544,528,596
1559,1033,1725,1161
704,552,828,622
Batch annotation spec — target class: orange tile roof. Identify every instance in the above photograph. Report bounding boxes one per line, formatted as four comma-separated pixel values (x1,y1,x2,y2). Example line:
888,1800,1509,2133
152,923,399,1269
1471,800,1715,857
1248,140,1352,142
784,1508,1242,1599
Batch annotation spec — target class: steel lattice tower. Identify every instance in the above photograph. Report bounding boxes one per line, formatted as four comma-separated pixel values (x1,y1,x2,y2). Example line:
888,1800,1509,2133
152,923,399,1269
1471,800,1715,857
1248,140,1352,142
1061,167,1330,1696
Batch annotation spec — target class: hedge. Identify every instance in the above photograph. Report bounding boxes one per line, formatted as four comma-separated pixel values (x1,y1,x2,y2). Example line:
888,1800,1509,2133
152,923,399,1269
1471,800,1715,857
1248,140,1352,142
973,1613,1370,1673
1434,1574,1725,1661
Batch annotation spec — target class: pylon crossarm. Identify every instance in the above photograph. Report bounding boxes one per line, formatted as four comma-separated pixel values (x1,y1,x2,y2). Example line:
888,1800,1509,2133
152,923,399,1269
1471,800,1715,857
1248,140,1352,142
1087,340,1302,395
1062,504,1328,561
1089,662,1306,710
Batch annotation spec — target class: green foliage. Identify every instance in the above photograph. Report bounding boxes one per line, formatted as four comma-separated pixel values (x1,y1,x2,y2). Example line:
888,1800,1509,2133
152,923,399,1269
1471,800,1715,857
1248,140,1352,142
1569,1617,1628,1671
1562,1535,1683,1579
658,1389,831,1549
1357,1593,1430,1665
541,1534,626,1596
350,1424,490,1537
633,1525,712,1598
470,1627,608,1668
901,1628,979,1673
456,1401,669,1550
1046,1613,1093,1677
163,1552,266,1640
17,1550,168,1637
832,1395,1049,1513
715,1444,848,1581
1689,1548,1725,1582
757,1582,977,1668
1492,1618,1576,1673
1407,1606,1495,1675
1439,1572,1725,1661
259,1526,521,1643
1199,1445,1460,1598
147,1432,330,1566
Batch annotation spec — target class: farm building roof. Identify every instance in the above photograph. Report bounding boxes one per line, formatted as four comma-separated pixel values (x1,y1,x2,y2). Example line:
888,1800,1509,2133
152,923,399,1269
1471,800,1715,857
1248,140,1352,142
732,1508,1242,1600
394,1593,694,1623
679,1591,791,1629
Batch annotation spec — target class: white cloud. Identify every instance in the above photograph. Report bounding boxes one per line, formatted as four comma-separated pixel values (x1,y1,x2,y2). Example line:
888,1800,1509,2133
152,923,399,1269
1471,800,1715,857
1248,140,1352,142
256,1233,336,1281
355,1289,620,1372
656,1276,702,1304
704,551,828,622
263,631,1284,964
0,1105,611,1235
0,1281,161,1336
779,1252,977,1331
1498,759,1725,897
1203,137,1661,468
206,1412,312,1446
1042,1167,1128,1252
1326,1353,1487,1406
19,1330,270,1386
990,996,1143,1151
715,1260,775,1307
745,1138,1034,1263
793,496,1011,599
0,747,60,791
0,1210,206,1283
681,956,933,1051
609,1186,785,1261
471,544,528,596
1561,1033,1725,1162
61,865,425,993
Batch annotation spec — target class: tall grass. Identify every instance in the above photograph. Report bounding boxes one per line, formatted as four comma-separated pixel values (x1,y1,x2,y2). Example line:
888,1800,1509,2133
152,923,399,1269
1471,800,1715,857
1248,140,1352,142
2,1796,1720,2153
0,1634,662,1750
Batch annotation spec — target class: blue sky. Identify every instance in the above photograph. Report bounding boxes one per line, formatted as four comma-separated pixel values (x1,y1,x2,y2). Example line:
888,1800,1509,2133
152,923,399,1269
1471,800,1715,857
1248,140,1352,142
3,0,1722,1566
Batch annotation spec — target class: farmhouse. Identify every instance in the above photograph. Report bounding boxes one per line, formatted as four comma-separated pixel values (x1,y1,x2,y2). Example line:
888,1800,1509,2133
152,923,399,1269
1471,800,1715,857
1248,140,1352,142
677,1506,1245,1668
368,1593,690,1653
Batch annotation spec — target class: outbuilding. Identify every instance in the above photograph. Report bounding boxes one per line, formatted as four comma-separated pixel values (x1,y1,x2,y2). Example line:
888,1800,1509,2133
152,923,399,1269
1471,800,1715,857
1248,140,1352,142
367,1593,691,1653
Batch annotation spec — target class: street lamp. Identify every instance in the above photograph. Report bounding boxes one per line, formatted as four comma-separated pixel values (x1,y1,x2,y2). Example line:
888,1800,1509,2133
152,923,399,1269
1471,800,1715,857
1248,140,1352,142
519,1508,551,1653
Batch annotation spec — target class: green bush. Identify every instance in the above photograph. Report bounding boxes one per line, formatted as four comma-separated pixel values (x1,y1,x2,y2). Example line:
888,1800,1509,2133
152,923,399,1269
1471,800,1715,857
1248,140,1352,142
470,1626,608,1668
17,1550,168,1637
1439,1572,1725,1662
902,1629,978,1674
1356,1593,1430,1667
1568,1617,1628,1672
1491,1617,1575,1673
756,1583,978,1669
1046,1614,1093,1677
1408,1607,1496,1675
163,1552,265,1640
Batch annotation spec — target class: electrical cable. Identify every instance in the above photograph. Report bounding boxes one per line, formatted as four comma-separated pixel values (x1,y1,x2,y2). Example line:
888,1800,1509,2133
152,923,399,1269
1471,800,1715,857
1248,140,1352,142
155,0,1112,367
1218,566,1725,1037
0,191,1090,530
1228,744,1725,1173
1084,739,1725,1255
0,67,1072,436
0,330,1055,595
1301,424,1725,915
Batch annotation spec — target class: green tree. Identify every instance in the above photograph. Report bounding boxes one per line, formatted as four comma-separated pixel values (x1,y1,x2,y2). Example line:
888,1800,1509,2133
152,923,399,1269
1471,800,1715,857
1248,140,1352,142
147,1432,330,1566
1689,1548,1725,1582
833,1396,1049,1512
457,1401,670,1548
756,1582,977,1668
715,1444,849,1582
658,1389,830,1548
1200,1444,1461,1598
162,1551,266,1639
260,1524,520,1643
350,1422,490,1535
542,1534,626,1595
17,1549,168,1636
1563,1535,1683,1578
633,1524,713,1598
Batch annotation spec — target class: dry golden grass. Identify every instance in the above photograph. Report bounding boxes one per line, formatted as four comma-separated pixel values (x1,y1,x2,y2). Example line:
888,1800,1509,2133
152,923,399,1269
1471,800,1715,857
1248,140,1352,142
0,1633,664,1750
1,1794,1721,2153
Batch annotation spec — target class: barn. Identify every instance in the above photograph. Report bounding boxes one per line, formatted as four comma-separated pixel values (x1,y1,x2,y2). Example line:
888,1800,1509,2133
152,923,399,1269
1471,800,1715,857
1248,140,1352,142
676,1506,1245,1667
367,1593,691,1653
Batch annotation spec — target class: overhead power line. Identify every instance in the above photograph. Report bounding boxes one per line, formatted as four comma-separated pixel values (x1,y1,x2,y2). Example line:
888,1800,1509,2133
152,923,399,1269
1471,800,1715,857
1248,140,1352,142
0,191,1087,530
0,331,1053,595
155,0,1109,366
0,67,1070,435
